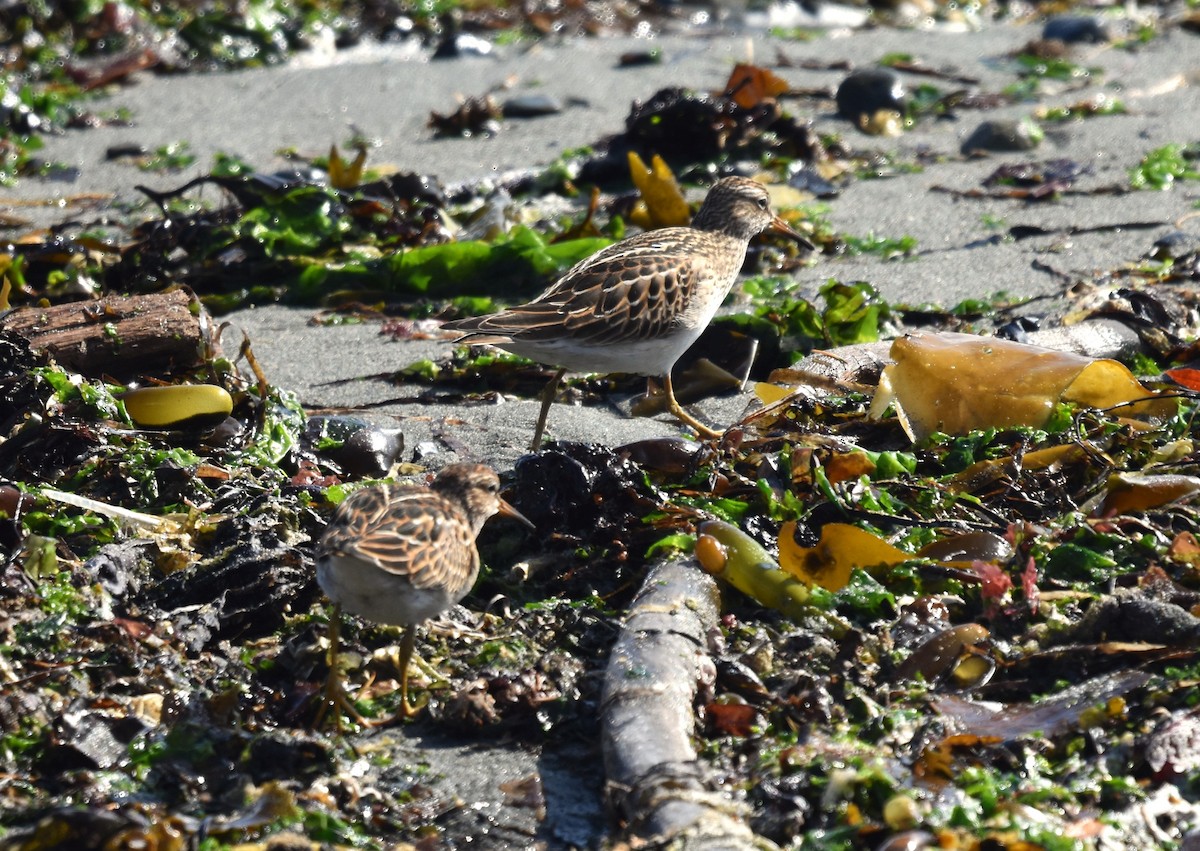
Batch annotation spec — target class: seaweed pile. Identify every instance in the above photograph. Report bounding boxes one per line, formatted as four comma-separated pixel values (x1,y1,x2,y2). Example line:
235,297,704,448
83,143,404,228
1,0,1200,848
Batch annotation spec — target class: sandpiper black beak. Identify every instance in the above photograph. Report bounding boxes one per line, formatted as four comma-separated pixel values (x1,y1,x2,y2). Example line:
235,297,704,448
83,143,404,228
498,497,536,529
770,214,815,251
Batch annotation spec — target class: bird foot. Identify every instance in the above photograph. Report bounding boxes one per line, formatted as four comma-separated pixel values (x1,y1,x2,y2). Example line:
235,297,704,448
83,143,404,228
410,655,449,685
380,643,447,685
363,693,429,727
312,673,429,731
311,675,371,733
662,373,725,440
667,400,724,440
529,368,566,452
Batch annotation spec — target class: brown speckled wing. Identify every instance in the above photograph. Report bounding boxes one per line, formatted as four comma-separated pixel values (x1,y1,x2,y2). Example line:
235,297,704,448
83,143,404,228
319,484,479,596
445,228,711,345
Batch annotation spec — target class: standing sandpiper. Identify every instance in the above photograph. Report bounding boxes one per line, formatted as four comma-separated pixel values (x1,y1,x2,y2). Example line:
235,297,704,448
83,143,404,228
442,176,813,451
314,463,532,728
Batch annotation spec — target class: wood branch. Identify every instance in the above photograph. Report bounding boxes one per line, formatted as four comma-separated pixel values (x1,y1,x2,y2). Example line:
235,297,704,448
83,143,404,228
0,289,216,380
601,557,780,850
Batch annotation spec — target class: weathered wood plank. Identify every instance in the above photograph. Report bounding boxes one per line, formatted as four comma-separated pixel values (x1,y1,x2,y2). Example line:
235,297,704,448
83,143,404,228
0,289,215,379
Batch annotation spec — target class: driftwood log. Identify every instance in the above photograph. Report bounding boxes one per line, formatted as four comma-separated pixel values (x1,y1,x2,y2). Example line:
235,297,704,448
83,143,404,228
601,557,780,850
0,289,216,380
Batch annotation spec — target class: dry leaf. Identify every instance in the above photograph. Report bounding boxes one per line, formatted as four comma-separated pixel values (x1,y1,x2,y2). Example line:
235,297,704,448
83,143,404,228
1168,531,1200,566
724,62,790,110
1166,367,1200,391
706,701,760,736
824,450,876,485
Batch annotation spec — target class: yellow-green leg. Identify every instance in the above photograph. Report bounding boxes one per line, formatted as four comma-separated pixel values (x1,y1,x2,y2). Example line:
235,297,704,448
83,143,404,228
367,624,429,727
395,625,428,719
530,368,567,452
313,604,369,732
663,372,722,439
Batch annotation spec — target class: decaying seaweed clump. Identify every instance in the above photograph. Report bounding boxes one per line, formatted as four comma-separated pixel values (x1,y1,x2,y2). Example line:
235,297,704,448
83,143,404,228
0,289,628,846
0,305,344,831
613,294,1200,847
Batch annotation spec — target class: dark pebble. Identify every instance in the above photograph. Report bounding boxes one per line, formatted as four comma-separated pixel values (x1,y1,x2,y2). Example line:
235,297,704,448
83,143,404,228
1069,590,1200,645
105,144,149,160
619,49,662,67
304,415,403,478
1043,15,1110,44
245,731,334,782
788,164,839,198
1150,231,1200,261
433,32,493,59
45,711,136,771
835,68,906,121
501,93,564,118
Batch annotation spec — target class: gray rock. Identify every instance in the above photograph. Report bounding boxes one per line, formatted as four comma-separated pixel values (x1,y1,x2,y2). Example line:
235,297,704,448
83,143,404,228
961,117,1044,154
502,92,565,118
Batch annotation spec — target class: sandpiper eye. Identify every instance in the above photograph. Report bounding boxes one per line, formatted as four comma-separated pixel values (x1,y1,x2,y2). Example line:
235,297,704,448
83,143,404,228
756,197,768,210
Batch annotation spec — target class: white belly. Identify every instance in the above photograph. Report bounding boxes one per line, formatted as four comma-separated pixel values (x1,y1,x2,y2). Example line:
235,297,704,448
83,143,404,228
317,555,457,625
501,332,702,376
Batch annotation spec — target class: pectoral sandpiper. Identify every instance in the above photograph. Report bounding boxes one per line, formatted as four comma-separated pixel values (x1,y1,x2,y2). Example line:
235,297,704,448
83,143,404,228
314,463,532,729
442,176,812,451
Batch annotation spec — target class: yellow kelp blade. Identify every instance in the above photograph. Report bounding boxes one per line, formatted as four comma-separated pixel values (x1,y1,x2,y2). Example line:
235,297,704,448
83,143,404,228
869,331,1175,443
950,443,1085,494
1099,472,1200,515
778,521,910,591
627,151,691,229
697,520,819,624
328,144,367,190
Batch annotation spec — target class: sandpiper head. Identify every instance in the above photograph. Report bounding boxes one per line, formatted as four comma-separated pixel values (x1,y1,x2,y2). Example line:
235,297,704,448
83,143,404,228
429,463,533,537
691,176,811,247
